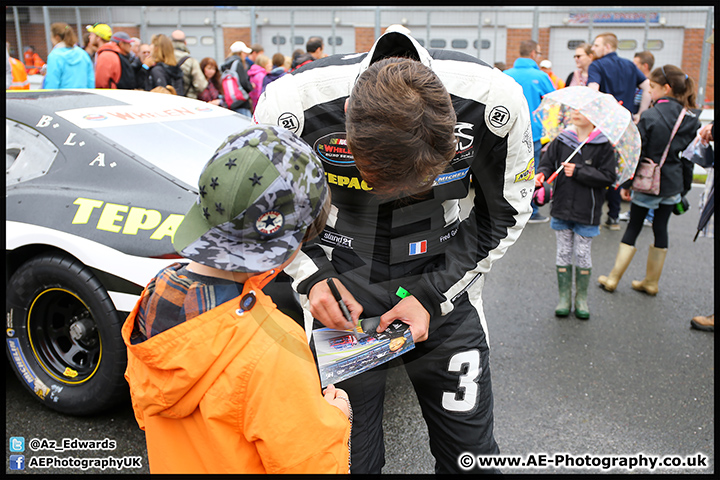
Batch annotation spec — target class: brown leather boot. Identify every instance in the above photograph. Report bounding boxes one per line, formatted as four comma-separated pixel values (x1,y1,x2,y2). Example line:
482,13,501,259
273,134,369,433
690,314,714,332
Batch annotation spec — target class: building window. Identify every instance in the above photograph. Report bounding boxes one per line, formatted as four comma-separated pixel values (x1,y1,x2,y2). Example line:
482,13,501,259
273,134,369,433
645,39,664,50
328,36,343,46
185,36,197,46
618,39,637,50
567,40,585,49
473,39,491,49
200,36,214,46
452,39,468,49
271,35,286,46
293,36,304,45
430,39,446,48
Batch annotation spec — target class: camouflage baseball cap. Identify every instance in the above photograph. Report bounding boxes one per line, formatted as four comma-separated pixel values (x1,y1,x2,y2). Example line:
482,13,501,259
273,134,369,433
173,125,329,273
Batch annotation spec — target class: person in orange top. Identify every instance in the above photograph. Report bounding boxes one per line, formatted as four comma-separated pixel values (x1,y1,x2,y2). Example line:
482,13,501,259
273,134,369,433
540,59,566,89
95,31,137,89
122,125,351,474
9,53,30,89
23,45,45,75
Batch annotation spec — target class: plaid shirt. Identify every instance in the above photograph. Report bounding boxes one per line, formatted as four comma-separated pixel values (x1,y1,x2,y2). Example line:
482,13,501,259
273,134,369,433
130,263,243,345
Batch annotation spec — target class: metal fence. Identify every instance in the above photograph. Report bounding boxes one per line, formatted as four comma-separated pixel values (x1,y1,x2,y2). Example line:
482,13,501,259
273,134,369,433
6,5,715,106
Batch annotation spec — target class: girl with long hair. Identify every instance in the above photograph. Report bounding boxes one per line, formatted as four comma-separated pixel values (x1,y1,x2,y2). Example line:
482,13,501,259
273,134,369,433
140,34,182,92
599,65,701,296
198,57,223,105
43,22,94,89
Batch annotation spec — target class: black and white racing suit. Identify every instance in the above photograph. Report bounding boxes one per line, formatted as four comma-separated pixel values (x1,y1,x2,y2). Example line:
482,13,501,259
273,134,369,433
254,31,534,474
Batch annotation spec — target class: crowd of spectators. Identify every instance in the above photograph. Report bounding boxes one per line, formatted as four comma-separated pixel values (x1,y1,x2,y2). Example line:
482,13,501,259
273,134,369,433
6,22,329,116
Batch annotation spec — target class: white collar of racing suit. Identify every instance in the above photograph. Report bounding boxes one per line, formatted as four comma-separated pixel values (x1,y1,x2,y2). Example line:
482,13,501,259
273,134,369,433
354,31,433,87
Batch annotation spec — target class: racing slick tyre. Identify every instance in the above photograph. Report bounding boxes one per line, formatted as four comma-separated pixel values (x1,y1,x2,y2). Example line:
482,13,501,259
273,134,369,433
5,253,129,415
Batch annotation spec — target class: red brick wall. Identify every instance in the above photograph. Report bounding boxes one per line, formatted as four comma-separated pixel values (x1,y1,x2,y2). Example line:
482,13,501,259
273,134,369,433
683,28,714,107
505,28,551,67
113,27,140,39
6,22,52,62
355,27,375,53
222,27,251,58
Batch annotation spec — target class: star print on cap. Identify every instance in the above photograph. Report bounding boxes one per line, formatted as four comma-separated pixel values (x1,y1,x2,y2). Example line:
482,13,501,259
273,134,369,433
173,125,329,273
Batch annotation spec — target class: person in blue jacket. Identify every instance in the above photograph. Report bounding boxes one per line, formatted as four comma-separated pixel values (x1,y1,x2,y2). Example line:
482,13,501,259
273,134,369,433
43,22,94,89
504,39,556,223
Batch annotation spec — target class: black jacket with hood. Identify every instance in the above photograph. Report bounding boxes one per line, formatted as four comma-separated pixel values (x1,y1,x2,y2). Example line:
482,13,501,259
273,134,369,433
138,61,184,94
635,96,700,197
538,127,616,226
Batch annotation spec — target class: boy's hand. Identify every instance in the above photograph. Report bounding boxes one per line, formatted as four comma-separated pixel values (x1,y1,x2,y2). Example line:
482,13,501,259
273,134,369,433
323,384,350,418
308,278,363,330
377,296,430,343
563,162,576,177
534,172,545,188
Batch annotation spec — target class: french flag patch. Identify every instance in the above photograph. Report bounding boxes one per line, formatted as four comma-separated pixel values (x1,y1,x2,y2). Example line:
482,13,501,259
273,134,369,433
409,240,428,256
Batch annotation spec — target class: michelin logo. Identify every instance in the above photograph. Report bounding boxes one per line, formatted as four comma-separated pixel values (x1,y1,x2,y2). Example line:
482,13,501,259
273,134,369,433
433,167,470,186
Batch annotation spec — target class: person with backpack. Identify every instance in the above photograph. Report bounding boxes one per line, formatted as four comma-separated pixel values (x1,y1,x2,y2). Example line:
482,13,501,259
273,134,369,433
220,41,254,117
138,34,184,94
171,29,207,98
95,31,138,89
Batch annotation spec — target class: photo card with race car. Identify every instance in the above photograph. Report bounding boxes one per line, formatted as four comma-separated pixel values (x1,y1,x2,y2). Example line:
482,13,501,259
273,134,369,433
314,319,414,387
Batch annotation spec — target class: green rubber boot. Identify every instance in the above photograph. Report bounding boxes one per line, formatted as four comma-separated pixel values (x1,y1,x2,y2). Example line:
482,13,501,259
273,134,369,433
555,265,572,317
574,267,591,320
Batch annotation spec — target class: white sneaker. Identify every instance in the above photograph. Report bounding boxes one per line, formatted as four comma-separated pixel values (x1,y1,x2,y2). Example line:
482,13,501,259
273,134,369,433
618,211,630,222
643,219,653,227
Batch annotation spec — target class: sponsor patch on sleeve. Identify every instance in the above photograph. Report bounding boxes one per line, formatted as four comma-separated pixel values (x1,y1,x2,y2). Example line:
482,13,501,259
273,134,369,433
514,158,535,183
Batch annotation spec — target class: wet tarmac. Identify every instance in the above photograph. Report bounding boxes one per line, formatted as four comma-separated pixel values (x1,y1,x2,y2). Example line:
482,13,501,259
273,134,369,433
6,184,714,474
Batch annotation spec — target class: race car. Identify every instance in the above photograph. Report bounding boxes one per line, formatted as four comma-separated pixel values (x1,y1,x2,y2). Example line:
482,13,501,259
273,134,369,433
6,89,252,415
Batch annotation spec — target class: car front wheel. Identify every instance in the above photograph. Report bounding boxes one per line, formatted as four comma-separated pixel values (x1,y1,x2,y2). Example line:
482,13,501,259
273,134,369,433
5,253,128,415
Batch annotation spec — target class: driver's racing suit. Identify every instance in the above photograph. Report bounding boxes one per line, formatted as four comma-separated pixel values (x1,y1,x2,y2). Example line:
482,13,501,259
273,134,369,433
254,30,533,474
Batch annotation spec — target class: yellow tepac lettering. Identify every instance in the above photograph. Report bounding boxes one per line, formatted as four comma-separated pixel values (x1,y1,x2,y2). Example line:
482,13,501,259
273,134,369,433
348,177,361,189
72,198,104,224
150,214,185,241
122,207,163,235
96,203,129,233
361,180,372,191
326,172,337,185
337,175,350,187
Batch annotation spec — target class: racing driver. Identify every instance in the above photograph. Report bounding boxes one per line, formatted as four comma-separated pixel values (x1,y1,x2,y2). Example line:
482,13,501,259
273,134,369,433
254,28,533,474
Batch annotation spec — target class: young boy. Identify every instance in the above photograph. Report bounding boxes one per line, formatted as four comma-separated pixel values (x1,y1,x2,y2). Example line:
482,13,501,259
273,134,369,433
122,125,351,474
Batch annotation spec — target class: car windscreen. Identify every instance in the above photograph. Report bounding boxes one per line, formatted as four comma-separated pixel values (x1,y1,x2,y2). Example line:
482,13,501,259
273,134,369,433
55,95,252,188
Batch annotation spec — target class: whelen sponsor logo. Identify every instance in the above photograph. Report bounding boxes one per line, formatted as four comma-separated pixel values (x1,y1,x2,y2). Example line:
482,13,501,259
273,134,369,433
314,132,355,166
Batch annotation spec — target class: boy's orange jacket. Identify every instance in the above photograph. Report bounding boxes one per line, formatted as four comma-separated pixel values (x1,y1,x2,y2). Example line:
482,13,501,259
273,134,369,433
122,269,350,474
